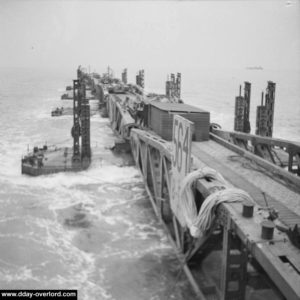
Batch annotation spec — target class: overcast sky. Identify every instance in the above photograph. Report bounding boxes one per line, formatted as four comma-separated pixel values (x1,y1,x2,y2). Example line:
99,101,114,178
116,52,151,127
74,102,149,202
0,1,299,72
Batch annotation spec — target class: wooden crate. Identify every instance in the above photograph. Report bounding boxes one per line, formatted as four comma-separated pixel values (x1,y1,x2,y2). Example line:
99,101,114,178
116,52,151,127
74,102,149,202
148,102,210,141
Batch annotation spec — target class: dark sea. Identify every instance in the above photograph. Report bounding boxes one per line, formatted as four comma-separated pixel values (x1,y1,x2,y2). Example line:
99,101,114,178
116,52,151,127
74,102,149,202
0,67,299,300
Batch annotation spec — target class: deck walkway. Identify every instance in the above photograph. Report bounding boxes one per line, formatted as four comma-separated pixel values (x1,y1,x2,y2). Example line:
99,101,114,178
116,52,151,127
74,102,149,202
192,140,300,228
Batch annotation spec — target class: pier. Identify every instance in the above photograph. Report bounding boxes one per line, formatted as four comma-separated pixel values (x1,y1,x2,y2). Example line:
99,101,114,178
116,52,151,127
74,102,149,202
27,67,300,299
95,68,300,300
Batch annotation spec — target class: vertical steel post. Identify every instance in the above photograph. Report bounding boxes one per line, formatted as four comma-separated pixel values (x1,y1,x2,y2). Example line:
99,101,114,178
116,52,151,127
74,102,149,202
170,73,175,98
243,82,251,133
256,82,275,137
135,70,144,88
166,74,170,98
140,69,145,88
176,73,181,99
255,106,267,136
122,68,127,84
166,80,170,98
234,95,245,132
234,82,251,133
221,223,247,300
77,66,82,81
265,81,276,137
256,92,267,136
72,80,81,165
80,81,91,167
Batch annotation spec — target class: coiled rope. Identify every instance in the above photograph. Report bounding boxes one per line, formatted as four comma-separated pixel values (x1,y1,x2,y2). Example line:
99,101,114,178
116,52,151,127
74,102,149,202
178,167,254,238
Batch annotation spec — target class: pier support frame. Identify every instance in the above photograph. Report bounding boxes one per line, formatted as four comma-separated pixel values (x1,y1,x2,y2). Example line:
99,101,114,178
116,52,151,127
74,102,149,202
166,73,182,100
122,68,127,84
72,79,81,165
256,81,276,137
136,69,144,88
220,214,247,300
234,82,251,133
72,78,91,168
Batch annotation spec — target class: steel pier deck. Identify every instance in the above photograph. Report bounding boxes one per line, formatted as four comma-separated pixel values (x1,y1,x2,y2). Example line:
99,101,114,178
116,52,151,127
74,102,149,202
192,140,300,226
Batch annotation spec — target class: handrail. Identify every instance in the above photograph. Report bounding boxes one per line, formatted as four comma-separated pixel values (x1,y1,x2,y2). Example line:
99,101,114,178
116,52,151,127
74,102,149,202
212,128,300,153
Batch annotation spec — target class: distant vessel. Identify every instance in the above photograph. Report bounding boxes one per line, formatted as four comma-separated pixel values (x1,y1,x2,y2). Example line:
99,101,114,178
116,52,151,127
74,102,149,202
246,66,263,70
51,107,64,116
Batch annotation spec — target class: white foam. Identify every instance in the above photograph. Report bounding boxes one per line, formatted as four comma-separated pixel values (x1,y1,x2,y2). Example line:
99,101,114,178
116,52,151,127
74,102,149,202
8,163,141,192
43,250,113,300
30,217,76,249
24,215,110,300
102,215,131,226
99,241,172,260
0,266,40,282
48,188,96,211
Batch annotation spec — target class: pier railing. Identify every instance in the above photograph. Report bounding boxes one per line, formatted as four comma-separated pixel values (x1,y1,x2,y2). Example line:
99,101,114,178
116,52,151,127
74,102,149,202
211,128,300,176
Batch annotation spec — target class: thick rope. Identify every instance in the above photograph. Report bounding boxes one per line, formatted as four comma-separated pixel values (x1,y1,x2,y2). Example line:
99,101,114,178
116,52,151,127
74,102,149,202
178,167,254,238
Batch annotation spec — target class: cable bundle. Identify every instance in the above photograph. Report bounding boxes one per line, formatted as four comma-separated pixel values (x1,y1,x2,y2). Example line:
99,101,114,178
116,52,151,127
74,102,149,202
178,167,254,238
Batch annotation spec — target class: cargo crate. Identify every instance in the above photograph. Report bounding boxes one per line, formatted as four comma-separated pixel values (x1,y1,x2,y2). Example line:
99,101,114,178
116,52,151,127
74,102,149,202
148,102,210,141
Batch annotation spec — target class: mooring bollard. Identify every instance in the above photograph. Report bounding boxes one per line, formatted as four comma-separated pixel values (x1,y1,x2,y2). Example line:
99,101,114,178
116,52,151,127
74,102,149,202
261,220,275,240
242,200,254,218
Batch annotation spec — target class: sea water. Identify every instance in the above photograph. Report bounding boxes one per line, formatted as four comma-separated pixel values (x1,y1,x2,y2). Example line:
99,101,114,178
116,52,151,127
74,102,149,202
0,67,299,300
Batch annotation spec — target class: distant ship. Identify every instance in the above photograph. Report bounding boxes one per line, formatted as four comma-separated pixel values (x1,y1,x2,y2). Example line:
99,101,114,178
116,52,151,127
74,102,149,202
246,66,263,70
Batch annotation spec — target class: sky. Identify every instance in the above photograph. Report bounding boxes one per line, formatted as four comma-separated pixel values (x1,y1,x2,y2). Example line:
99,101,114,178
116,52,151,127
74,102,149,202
0,0,299,72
